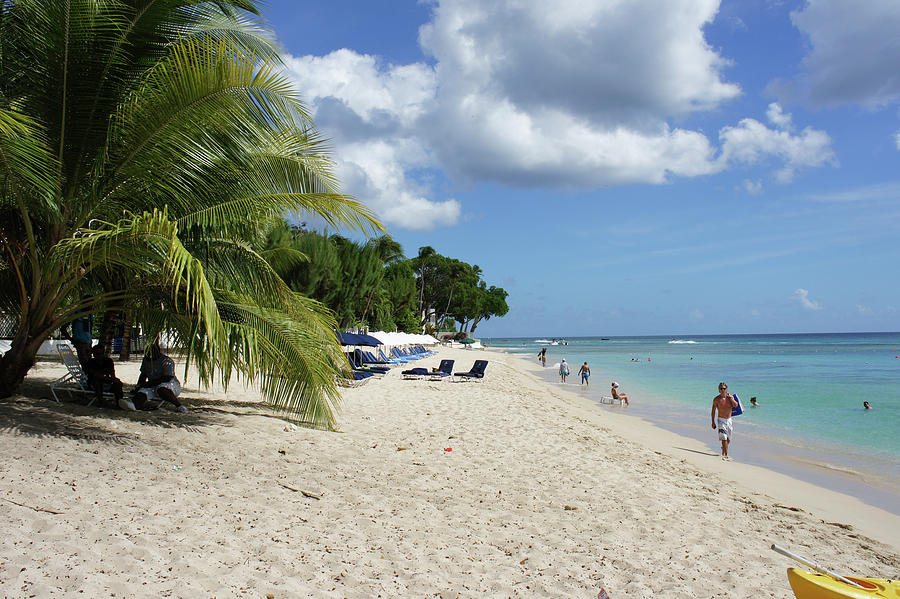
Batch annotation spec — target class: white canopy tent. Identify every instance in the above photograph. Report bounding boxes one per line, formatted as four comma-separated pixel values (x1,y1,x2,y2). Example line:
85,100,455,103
369,331,439,346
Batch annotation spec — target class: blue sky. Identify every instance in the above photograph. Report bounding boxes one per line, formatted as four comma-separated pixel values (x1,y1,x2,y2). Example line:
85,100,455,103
262,0,900,337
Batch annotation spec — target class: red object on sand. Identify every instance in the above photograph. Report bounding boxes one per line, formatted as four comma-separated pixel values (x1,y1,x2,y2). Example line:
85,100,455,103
444,448,452,452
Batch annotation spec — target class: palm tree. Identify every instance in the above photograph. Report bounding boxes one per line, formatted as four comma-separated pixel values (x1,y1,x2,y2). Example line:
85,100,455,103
0,0,380,428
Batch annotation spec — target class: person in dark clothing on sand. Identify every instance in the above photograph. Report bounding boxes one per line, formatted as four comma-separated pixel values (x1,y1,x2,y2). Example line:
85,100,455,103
84,344,124,407
120,341,187,412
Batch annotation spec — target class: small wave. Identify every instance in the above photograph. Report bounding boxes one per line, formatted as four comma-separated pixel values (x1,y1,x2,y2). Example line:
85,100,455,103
534,339,552,343
669,340,698,344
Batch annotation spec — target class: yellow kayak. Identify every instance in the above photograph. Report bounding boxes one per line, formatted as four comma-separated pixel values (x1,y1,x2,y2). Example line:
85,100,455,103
787,568,900,599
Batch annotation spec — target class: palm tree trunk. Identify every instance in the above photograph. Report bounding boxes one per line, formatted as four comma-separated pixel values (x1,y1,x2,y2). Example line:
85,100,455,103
360,288,376,326
119,310,133,360
0,320,52,398
98,309,120,356
442,286,454,327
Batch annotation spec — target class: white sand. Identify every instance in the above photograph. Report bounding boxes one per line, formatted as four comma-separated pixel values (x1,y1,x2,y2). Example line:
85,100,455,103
1,347,897,598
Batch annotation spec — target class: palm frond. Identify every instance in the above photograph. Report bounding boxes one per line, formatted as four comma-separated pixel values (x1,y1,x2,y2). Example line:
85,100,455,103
0,109,58,211
53,207,227,353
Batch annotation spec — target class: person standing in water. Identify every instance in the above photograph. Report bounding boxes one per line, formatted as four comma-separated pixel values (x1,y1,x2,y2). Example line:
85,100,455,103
559,358,569,383
711,382,739,460
538,347,547,367
577,362,590,386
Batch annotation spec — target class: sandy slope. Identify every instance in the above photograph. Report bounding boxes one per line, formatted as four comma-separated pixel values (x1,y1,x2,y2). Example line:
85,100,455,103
0,347,897,598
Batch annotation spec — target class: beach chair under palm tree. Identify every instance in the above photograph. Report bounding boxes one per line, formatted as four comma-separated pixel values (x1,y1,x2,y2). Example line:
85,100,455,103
50,344,115,405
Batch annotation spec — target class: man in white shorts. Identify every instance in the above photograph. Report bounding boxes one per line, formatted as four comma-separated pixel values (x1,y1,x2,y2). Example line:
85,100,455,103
711,382,738,460
120,341,187,412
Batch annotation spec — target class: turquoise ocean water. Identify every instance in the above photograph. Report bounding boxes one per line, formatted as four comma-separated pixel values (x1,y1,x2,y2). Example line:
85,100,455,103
487,333,900,513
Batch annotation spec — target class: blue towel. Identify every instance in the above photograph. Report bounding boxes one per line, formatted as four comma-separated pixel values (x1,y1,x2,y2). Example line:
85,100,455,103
731,393,743,417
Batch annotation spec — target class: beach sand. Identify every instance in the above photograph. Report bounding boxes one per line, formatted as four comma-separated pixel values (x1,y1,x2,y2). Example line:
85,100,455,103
1,347,897,597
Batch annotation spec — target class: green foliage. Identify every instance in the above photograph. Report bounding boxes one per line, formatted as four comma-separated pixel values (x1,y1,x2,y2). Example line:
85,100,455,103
408,248,507,333
262,230,509,337
0,0,381,428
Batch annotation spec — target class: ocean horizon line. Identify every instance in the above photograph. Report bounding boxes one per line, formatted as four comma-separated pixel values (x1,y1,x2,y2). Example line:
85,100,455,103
487,330,900,339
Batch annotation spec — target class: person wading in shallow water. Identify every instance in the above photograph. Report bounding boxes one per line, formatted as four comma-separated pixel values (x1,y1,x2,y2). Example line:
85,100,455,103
559,358,569,383
711,382,738,460
577,362,590,386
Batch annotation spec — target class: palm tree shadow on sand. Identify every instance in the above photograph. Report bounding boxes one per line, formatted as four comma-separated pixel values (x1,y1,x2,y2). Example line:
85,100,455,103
1,374,330,442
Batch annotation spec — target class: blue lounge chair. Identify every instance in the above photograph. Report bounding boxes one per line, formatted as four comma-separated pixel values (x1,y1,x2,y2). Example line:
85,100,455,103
355,350,391,370
454,360,488,381
401,366,430,379
402,359,455,380
347,352,388,376
429,359,454,380
391,348,418,362
339,367,375,387
377,349,406,364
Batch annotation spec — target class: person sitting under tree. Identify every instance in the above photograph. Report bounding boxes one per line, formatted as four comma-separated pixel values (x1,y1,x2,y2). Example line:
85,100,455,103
84,344,124,408
121,341,188,412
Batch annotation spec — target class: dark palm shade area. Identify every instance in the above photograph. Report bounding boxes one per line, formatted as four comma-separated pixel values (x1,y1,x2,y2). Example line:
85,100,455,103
0,0,383,428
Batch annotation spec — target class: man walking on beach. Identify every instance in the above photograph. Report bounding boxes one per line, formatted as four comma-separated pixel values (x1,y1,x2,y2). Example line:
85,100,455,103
559,358,569,383
578,362,590,386
711,382,738,460
538,347,547,367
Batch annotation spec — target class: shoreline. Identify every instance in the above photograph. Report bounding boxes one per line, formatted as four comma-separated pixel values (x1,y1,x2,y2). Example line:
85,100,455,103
1,346,897,596
514,349,900,517
499,348,900,545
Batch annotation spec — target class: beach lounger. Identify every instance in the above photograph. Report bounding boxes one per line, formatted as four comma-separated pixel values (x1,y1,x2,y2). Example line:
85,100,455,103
454,359,488,381
429,359,454,381
49,344,116,405
347,352,388,375
354,350,391,371
401,367,430,379
339,369,375,387
599,395,625,406
391,348,418,362
377,349,406,364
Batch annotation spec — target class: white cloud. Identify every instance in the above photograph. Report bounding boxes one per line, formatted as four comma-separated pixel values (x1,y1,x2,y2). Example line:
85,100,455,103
280,0,838,230
793,288,823,311
417,0,741,187
281,51,459,231
857,304,873,316
717,112,836,183
779,0,900,107
895,130,900,150
743,179,763,195
806,181,900,202
690,309,704,321
766,103,792,129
